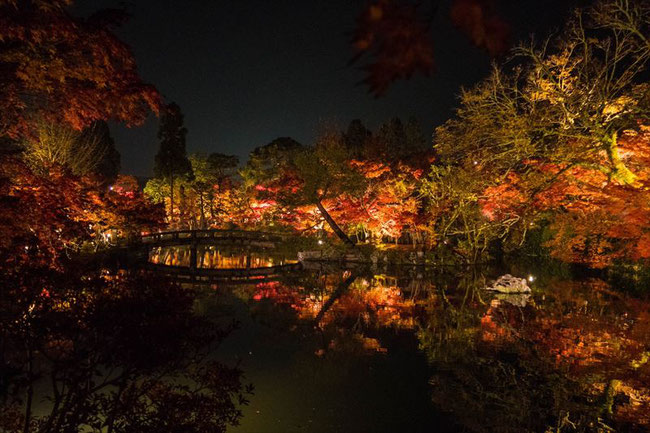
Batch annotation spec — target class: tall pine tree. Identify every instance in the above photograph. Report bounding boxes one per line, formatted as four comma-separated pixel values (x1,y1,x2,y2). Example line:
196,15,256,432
153,102,192,222
343,119,371,158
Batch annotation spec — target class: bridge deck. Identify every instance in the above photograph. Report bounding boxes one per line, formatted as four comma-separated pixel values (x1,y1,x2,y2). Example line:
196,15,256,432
140,229,294,246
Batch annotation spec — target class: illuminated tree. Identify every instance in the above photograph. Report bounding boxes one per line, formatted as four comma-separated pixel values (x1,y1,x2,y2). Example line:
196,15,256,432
153,103,193,224
241,137,304,188
330,160,425,242
189,153,238,228
24,120,120,184
0,0,159,141
292,130,366,245
429,0,650,265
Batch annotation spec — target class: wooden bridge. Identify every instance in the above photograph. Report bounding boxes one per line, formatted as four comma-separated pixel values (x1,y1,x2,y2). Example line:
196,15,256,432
139,229,300,276
140,229,294,248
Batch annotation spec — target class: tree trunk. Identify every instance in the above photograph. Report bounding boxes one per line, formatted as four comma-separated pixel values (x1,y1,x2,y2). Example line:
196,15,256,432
199,191,206,229
315,199,355,246
313,272,357,325
179,185,186,225
606,131,637,185
169,171,174,223
24,345,33,433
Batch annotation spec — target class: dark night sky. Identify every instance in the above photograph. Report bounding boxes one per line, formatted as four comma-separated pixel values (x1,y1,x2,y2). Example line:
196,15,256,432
78,0,581,176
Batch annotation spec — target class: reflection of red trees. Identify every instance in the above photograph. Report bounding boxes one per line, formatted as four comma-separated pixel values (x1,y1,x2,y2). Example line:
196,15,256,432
318,282,417,329
475,279,650,427
252,281,305,311
250,276,421,355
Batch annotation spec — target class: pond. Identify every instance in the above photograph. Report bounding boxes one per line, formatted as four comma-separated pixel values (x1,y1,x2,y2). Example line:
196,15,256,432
199,265,650,433
4,254,650,433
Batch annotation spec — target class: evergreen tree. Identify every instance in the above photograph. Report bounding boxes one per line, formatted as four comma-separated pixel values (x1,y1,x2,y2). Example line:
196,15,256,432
404,116,428,155
242,137,304,187
190,152,239,227
153,102,192,222
377,117,407,157
343,119,371,158
80,121,121,185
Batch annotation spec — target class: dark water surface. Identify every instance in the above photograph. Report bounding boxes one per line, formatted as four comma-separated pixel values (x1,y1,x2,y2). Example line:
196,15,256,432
4,255,650,433
194,263,650,433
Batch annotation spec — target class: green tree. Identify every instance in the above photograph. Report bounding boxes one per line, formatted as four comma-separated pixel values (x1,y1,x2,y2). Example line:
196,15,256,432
404,116,428,156
153,103,193,223
24,120,120,184
190,152,239,227
438,0,650,186
343,119,371,158
243,137,303,181
376,117,407,158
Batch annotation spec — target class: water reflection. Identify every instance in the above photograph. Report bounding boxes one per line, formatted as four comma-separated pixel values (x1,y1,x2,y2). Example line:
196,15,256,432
0,271,250,433
3,263,649,432
210,268,650,432
148,245,298,269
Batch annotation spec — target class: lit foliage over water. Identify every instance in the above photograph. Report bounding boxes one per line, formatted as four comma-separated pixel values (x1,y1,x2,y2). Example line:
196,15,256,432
222,269,650,432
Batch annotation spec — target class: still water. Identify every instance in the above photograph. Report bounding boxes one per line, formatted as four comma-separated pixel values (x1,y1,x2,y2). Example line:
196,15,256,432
149,245,299,269
4,253,649,433
197,263,650,433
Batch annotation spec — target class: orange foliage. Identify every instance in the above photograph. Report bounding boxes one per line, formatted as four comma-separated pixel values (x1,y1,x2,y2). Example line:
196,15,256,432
479,128,650,267
0,0,160,140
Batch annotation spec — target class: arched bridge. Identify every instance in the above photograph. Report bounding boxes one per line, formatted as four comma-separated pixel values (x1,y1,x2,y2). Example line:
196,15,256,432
139,229,300,276
140,229,295,248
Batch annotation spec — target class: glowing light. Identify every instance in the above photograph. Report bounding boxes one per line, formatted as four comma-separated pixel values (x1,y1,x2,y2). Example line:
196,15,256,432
528,275,535,282
109,185,114,191
473,161,478,165
318,240,323,245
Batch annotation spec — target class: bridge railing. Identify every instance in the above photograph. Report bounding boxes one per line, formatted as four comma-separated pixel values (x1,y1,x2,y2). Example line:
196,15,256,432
140,229,294,245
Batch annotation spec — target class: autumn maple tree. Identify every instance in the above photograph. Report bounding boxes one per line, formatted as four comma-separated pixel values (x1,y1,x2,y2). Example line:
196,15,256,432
0,0,160,141
428,0,650,266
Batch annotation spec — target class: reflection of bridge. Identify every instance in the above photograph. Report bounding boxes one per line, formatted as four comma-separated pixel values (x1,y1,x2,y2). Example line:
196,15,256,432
146,262,304,284
140,229,300,278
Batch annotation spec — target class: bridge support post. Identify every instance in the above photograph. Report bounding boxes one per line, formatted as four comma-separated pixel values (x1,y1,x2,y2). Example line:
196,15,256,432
190,242,198,272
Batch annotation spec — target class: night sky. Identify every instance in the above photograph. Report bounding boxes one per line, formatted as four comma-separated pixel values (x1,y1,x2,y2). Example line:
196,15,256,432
78,0,581,176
